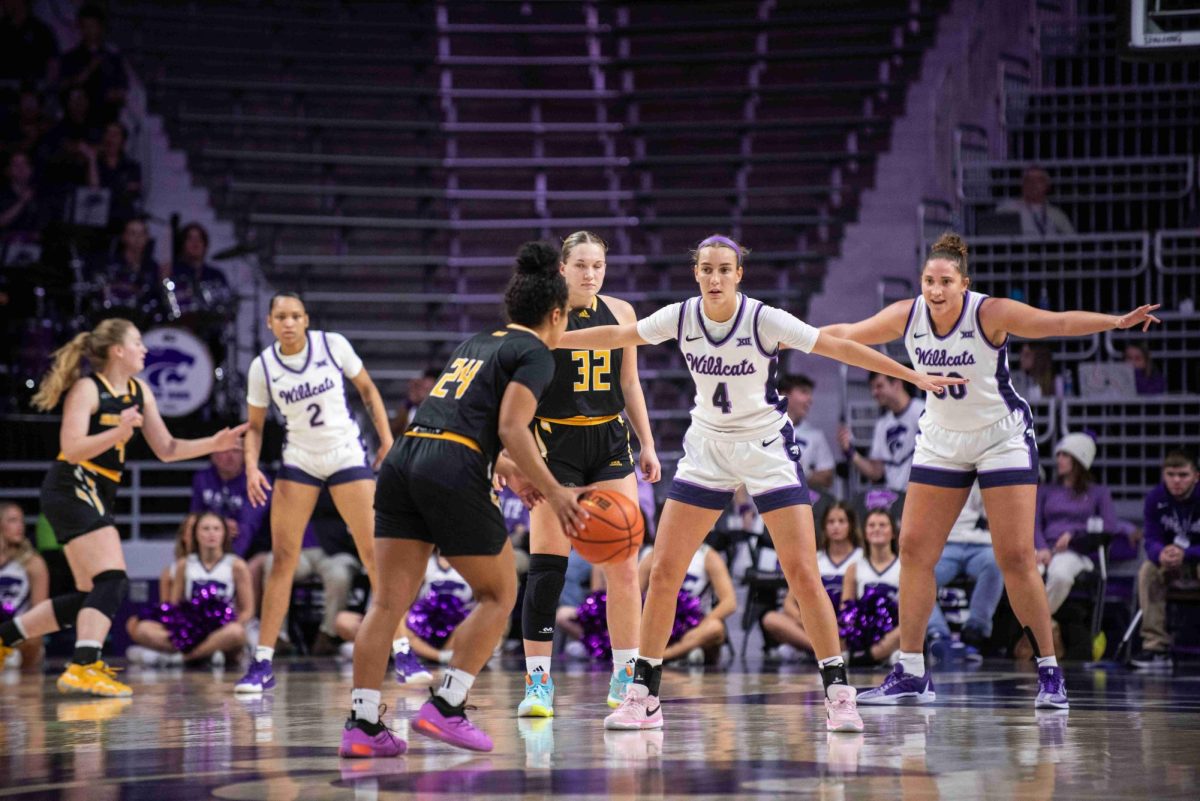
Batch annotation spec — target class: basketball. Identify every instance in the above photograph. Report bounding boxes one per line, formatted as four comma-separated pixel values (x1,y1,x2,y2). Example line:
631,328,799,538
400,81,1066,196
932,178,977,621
568,489,645,565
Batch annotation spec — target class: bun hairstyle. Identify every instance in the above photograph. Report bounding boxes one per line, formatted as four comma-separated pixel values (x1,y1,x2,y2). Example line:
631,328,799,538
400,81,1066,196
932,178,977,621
32,318,135,411
926,231,969,276
506,240,569,326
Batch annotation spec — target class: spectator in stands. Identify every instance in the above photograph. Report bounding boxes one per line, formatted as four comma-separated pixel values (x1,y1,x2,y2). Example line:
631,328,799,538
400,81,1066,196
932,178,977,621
1011,342,1056,401
926,483,1002,663
389,367,439,437
638,536,737,665
1,88,52,156
0,0,59,89
95,122,141,229
838,372,923,493
1123,342,1166,395
0,501,47,670
190,447,270,560
1132,450,1200,670
94,217,159,327
841,507,902,666
779,373,835,490
37,88,100,206
162,222,230,315
996,166,1076,237
1036,433,1138,617
0,150,42,234
498,485,530,578
59,4,129,125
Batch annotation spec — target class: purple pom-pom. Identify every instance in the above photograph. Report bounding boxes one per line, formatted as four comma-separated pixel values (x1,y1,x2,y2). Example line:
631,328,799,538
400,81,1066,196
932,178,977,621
838,585,898,653
406,592,469,647
576,589,705,663
141,585,237,653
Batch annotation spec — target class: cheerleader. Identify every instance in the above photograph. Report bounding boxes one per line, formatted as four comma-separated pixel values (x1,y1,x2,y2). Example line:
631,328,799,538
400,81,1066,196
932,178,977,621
0,502,49,670
637,539,736,664
840,508,902,666
235,292,393,694
763,501,862,657
125,515,194,666
0,318,247,697
557,234,963,734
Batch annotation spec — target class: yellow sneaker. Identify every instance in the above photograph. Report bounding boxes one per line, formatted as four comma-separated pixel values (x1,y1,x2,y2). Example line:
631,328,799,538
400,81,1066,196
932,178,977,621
57,661,133,698
0,642,13,665
56,697,133,722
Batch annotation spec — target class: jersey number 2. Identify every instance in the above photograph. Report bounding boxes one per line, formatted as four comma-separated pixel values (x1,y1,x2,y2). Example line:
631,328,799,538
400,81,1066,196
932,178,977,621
712,382,732,414
431,358,484,400
306,403,324,427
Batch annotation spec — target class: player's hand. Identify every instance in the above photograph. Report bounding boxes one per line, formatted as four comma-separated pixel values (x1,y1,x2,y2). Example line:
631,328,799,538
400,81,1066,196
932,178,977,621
548,486,589,538
246,466,272,507
373,437,393,471
116,406,143,440
1115,303,1162,332
640,446,661,483
912,372,969,396
211,422,250,452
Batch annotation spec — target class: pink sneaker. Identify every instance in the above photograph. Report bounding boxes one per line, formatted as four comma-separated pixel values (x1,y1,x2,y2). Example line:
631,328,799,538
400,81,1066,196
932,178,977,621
339,714,407,758
603,690,663,731
412,695,494,752
825,685,864,733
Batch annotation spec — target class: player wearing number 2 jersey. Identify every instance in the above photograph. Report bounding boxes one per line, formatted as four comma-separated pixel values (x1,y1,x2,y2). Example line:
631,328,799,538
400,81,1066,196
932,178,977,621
823,232,1161,710
558,234,964,735
235,292,393,695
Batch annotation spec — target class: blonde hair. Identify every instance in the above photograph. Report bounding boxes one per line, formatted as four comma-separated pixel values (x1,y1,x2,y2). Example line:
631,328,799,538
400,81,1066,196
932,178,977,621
560,230,607,264
0,501,35,566
31,319,135,411
926,231,969,276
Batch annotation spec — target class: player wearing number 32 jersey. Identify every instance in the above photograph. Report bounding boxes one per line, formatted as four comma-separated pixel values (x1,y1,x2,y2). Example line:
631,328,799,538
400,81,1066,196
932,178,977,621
557,234,964,736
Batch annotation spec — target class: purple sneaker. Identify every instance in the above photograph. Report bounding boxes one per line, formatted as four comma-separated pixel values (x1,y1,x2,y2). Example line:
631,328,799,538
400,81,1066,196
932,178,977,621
857,663,936,705
1035,666,1069,709
339,712,407,758
394,650,434,684
412,694,493,752
234,659,275,694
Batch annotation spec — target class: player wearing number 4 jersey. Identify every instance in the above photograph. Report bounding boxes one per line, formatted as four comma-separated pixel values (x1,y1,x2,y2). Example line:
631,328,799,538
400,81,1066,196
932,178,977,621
559,234,964,735
823,232,1160,710
235,293,393,695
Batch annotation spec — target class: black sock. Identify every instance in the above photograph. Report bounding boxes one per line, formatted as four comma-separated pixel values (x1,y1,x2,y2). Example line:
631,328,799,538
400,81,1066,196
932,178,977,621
632,658,662,697
0,619,25,647
347,714,387,733
72,645,101,665
429,690,465,717
821,663,849,690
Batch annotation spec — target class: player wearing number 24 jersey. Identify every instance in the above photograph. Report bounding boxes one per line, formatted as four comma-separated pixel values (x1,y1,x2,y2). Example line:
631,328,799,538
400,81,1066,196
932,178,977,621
557,234,964,736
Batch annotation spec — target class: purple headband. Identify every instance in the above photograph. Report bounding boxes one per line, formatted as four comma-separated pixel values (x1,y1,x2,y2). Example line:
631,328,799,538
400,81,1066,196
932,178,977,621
697,235,744,263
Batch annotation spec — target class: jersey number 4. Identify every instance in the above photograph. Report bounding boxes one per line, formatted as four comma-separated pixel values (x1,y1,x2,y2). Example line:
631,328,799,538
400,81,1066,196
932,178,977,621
431,358,485,400
570,350,611,392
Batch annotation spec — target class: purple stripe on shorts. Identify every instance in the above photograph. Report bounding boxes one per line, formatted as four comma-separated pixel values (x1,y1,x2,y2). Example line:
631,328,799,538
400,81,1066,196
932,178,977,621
910,465,977,488
278,464,323,487
328,465,376,486
753,486,812,513
667,478,734,510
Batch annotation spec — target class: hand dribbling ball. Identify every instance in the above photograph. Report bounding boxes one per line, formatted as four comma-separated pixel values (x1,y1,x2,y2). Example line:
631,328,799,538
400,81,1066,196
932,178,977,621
568,489,645,565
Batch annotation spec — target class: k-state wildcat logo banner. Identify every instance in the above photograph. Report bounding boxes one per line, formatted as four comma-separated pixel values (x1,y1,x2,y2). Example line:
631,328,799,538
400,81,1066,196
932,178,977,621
139,327,214,416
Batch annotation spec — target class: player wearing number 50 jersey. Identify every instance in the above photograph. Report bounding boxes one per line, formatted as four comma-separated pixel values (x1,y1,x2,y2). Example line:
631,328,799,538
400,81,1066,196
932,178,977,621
823,232,1161,711
235,293,394,695
558,234,964,735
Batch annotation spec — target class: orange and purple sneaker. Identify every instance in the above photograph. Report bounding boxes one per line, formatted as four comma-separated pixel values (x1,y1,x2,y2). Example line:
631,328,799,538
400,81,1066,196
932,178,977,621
412,692,493,752
339,708,406,758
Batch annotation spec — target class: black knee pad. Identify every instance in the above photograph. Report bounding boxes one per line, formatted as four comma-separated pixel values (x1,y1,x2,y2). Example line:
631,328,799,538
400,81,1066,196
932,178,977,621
51,592,88,629
522,554,568,642
82,569,129,621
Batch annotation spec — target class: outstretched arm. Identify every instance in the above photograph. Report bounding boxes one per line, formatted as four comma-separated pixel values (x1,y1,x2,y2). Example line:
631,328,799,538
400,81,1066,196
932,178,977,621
139,381,248,462
558,322,647,352
349,367,394,469
981,298,1161,341
820,300,913,345
608,296,660,482
811,332,965,396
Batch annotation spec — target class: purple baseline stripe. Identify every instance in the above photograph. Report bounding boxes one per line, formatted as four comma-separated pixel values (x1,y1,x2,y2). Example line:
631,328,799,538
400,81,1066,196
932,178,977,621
752,301,777,358
901,298,919,339
928,290,970,341
754,485,812,513
910,465,977,488
327,465,376,486
277,464,323,487
272,331,313,374
697,293,746,347
322,331,343,371
667,478,734,510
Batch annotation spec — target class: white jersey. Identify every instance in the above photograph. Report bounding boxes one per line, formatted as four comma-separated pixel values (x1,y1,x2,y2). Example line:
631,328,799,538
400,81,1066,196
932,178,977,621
183,553,236,604
817,546,861,599
248,331,364,453
793,418,835,478
681,544,712,610
637,294,819,442
0,558,32,616
903,291,1032,432
420,558,472,606
868,398,925,492
854,550,901,599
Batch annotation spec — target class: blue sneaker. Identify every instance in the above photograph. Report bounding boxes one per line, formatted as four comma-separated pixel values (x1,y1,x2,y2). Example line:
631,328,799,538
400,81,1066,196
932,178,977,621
234,658,275,694
1035,666,1069,709
393,649,434,684
857,663,936,705
517,672,555,717
608,664,634,708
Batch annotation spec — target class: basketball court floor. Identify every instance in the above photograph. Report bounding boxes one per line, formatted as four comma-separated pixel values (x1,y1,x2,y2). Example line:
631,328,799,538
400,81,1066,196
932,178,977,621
0,658,1196,800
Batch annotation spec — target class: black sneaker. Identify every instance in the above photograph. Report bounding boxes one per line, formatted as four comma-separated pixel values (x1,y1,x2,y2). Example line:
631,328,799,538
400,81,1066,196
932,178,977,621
1130,650,1173,671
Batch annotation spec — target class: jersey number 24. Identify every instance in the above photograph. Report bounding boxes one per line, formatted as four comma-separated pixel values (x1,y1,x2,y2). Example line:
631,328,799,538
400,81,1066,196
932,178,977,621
431,358,485,400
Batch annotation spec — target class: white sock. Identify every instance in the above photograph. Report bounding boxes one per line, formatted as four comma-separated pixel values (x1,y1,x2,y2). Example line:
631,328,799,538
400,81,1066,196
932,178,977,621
393,637,409,655
438,649,454,665
1036,655,1059,669
76,639,102,650
612,648,638,674
436,667,475,707
526,656,551,676
817,655,845,669
644,656,663,668
899,652,925,677
254,646,274,663
351,688,381,724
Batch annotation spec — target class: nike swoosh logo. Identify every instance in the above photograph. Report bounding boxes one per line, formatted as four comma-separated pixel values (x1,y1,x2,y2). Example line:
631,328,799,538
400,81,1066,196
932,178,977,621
762,436,779,447
913,333,927,339
646,705,660,716
270,374,282,383
685,335,703,342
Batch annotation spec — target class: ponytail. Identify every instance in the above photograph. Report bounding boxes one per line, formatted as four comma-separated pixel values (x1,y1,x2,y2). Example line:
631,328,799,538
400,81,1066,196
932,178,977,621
31,318,136,411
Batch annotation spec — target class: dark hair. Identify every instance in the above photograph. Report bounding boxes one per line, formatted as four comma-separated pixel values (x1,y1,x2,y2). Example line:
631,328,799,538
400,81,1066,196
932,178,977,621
560,230,607,264
268,291,305,313
819,501,862,553
778,373,815,393
1164,450,1198,472
179,222,209,250
691,234,749,267
864,507,898,553
505,241,568,326
1058,454,1093,495
925,231,969,277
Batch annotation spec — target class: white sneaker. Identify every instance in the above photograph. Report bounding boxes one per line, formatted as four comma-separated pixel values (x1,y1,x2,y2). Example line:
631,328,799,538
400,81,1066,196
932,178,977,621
686,647,705,665
210,651,226,669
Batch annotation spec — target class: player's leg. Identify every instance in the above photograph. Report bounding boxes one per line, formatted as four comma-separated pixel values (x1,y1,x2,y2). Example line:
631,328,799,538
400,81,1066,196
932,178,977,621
518,499,571,717
328,476,379,590
592,471,643,707
58,526,132,697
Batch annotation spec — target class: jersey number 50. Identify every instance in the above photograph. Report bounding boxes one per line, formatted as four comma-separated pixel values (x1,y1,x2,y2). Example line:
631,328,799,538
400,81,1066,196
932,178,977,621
570,350,611,392
927,371,968,400
431,358,485,400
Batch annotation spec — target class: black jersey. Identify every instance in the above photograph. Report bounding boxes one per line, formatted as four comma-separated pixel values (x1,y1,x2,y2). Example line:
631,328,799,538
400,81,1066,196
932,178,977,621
536,296,625,421
410,325,556,463
56,375,145,483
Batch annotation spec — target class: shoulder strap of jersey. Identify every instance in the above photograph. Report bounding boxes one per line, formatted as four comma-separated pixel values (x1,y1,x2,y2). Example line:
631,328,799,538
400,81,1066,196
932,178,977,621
675,297,692,344
319,331,344,371
903,296,924,339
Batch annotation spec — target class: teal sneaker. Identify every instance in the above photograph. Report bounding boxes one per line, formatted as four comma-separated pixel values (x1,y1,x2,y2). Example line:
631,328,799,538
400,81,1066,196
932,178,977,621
517,672,555,718
607,663,634,709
